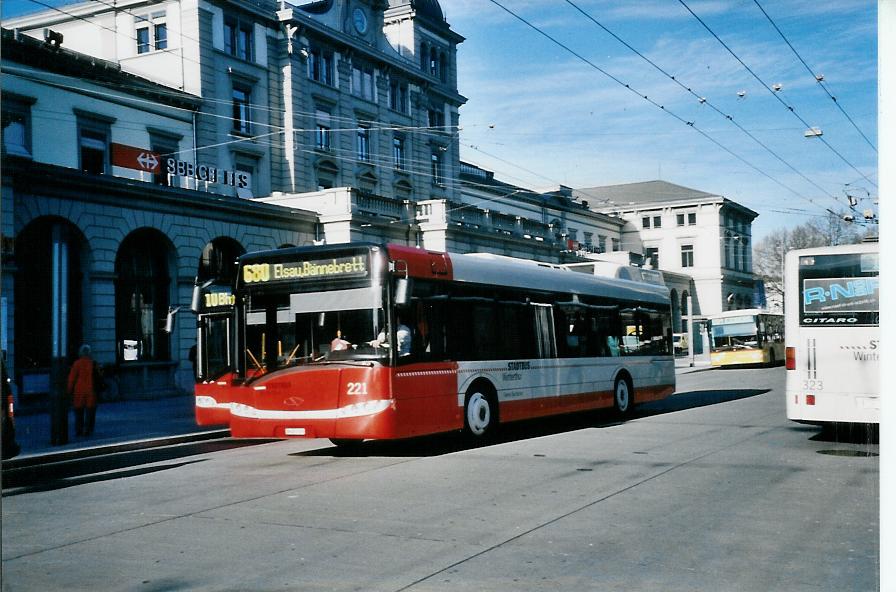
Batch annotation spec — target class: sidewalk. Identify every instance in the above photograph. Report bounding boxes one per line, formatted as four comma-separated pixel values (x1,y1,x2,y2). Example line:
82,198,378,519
6,395,227,464
675,353,713,374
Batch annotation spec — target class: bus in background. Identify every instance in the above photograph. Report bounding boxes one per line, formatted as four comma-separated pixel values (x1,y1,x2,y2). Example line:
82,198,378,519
708,309,784,367
196,243,676,445
784,242,879,425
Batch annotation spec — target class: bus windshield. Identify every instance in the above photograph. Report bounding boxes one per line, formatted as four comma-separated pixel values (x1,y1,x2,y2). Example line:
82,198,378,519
711,315,758,350
243,287,390,374
799,252,879,326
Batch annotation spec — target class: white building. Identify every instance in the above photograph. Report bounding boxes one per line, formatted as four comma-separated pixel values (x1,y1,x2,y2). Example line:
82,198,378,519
577,180,758,318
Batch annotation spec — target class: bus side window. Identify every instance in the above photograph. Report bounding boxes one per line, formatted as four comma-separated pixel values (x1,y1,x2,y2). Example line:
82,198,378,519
473,304,499,360
499,301,536,360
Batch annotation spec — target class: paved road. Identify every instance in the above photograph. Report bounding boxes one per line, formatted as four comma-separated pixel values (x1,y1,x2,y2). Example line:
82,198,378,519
1,367,879,591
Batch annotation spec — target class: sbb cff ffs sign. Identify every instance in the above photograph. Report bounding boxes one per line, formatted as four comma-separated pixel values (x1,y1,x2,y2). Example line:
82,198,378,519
166,158,250,189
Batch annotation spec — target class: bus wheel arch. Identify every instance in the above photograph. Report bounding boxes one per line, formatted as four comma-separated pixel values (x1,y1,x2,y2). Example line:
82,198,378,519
464,379,499,438
612,371,634,417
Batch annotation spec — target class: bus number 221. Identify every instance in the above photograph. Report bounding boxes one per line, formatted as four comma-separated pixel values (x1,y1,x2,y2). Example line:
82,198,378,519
347,382,368,395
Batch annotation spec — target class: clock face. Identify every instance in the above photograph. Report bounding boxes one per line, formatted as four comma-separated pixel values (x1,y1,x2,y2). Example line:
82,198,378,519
352,7,368,34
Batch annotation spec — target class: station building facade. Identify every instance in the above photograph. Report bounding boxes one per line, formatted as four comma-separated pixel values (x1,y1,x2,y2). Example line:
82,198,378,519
1,29,316,405
2,0,758,409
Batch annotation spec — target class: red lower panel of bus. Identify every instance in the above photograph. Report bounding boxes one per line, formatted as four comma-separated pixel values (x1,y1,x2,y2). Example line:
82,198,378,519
500,384,674,422
201,367,674,440
226,363,461,440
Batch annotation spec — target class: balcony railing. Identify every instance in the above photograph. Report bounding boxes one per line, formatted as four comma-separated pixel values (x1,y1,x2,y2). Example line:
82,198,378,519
355,190,404,220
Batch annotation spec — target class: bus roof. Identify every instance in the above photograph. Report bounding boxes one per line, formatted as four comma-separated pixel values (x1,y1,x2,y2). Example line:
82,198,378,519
394,245,670,306
237,243,670,307
786,242,879,258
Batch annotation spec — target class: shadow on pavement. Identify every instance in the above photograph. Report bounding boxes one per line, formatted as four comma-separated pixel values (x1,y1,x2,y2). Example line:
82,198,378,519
810,422,879,446
3,460,206,496
2,439,278,492
295,388,771,459
637,388,770,417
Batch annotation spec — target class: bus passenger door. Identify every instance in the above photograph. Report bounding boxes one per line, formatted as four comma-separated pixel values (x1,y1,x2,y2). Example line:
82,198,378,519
198,312,232,382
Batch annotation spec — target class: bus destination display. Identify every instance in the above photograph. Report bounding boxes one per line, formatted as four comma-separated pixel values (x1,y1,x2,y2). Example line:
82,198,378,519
802,277,879,314
242,255,368,284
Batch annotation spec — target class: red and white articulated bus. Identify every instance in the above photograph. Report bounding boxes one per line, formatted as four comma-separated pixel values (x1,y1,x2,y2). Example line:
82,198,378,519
195,243,675,446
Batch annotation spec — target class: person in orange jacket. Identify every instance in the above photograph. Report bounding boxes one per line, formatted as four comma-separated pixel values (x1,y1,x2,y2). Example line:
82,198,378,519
67,344,99,437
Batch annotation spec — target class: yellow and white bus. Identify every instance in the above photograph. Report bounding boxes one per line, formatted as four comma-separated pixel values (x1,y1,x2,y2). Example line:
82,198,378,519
708,309,785,367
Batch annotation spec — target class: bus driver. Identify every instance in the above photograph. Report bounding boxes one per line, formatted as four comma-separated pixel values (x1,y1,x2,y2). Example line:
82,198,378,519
368,320,411,356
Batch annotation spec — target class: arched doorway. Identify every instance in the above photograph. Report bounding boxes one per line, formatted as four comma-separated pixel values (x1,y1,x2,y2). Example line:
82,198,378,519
115,228,174,363
14,217,88,396
14,217,89,443
14,217,88,368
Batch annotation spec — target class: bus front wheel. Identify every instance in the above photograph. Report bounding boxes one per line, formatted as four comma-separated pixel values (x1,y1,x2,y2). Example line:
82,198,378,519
464,386,497,439
613,375,634,417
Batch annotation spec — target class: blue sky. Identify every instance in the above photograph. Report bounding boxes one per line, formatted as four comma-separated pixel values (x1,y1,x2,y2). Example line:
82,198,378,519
446,0,877,240
2,0,878,240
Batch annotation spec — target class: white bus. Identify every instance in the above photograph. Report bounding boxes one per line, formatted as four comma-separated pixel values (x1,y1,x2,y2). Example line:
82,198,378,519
784,242,879,425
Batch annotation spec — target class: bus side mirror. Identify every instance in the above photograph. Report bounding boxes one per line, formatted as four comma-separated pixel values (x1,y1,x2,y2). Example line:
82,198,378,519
191,278,215,313
394,278,410,306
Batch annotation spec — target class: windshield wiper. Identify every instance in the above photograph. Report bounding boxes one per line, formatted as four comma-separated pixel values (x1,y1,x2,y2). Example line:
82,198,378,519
311,360,376,368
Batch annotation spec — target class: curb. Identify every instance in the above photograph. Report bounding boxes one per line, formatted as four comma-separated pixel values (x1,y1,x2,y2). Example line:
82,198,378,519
1,429,231,470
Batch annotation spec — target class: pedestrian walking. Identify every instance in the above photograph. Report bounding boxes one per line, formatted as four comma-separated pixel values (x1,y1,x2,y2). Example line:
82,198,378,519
67,344,100,437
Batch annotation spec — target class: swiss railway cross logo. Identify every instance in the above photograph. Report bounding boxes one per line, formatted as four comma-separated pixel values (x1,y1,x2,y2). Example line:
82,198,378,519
111,143,161,173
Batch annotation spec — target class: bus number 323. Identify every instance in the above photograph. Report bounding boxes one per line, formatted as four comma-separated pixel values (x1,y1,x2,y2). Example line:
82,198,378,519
803,380,824,391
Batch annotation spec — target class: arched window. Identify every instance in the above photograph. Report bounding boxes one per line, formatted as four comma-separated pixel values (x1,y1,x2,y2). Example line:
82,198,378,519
115,229,171,362
316,159,339,190
395,180,412,201
198,237,244,284
359,171,377,193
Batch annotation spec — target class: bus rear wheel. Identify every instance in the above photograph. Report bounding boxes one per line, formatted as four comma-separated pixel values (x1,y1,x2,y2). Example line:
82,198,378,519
613,375,634,417
464,387,497,439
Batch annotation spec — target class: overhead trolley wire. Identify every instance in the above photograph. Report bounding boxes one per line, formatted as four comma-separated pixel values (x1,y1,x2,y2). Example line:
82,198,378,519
562,0,846,213
751,0,877,154
677,0,877,189
485,0,840,218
